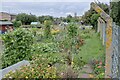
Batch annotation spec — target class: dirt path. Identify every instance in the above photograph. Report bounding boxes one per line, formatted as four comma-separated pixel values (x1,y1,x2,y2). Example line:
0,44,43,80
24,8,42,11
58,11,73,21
78,64,94,78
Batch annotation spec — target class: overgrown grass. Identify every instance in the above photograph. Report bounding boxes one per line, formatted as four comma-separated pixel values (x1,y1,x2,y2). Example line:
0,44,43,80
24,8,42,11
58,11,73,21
78,30,105,64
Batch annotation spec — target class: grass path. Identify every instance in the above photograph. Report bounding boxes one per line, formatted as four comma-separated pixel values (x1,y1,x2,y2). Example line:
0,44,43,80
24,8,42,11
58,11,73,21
78,30,105,63
78,64,94,78
77,30,105,78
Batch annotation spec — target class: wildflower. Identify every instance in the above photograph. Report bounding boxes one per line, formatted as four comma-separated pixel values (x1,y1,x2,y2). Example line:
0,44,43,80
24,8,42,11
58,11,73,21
31,68,34,72
95,60,99,64
61,72,64,75
99,61,102,65
71,61,74,65
97,66,101,68
89,74,94,78
9,76,12,78
25,76,28,78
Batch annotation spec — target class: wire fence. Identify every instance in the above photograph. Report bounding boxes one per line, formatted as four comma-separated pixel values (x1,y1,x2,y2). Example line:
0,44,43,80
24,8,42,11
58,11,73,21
111,22,120,79
98,19,120,79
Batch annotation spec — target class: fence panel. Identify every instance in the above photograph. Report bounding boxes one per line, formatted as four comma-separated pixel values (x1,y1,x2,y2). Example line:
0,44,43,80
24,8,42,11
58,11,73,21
111,23,120,79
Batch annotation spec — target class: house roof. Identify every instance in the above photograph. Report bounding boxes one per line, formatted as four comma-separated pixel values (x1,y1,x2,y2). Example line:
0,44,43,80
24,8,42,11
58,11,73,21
0,21,13,25
0,12,16,16
31,22,40,25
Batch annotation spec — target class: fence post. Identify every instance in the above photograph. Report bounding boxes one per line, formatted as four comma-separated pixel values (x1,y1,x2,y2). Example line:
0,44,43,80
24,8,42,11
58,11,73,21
105,18,113,78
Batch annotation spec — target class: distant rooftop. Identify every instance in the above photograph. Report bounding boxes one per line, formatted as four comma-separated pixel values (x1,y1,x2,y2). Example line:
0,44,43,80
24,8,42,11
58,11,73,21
31,22,40,25
0,12,16,16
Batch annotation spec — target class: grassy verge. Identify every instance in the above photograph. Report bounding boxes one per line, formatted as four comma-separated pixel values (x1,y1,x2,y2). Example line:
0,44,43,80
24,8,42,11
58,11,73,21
78,30,105,64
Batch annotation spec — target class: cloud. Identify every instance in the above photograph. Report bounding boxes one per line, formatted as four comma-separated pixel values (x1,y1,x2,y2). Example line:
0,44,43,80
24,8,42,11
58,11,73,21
1,0,110,2
65,12,73,16
1,2,109,17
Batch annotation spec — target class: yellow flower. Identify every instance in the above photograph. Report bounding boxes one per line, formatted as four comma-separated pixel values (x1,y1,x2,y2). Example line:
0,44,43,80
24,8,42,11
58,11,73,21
89,74,94,78
51,29,60,34
71,61,74,65
32,68,34,72
25,76,28,78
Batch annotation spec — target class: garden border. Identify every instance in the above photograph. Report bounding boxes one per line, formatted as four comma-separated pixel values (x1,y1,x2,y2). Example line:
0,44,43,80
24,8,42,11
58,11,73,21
0,60,30,79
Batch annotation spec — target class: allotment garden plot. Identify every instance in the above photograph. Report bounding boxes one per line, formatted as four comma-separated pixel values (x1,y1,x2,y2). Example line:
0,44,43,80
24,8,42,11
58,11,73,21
1,23,105,78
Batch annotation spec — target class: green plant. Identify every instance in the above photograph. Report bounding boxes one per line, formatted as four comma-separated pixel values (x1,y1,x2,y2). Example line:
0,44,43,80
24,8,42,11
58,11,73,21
5,53,62,78
2,28,34,68
32,42,59,54
72,56,86,70
44,20,52,38
67,23,78,38
13,20,22,28
90,54,105,78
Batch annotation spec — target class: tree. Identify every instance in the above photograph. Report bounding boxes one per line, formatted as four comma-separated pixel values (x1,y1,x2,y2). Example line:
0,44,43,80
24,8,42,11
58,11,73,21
44,20,52,38
110,1,120,26
38,16,45,24
16,13,37,25
13,21,22,28
81,2,109,25
38,15,54,24
91,14,100,32
66,15,73,23
66,23,78,65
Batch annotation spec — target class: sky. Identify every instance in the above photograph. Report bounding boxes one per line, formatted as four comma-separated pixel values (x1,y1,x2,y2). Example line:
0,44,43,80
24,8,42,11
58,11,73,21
0,0,110,17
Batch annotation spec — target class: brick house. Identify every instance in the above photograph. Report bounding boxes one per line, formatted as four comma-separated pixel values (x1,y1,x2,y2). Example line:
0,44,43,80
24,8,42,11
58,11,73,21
0,12,16,21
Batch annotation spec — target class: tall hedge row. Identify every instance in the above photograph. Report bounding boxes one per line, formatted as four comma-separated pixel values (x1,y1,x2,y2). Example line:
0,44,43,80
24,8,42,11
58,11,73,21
2,28,34,68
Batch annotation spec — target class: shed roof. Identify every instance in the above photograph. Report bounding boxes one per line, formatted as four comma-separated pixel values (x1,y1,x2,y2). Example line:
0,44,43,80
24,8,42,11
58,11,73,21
31,22,40,25
0,21,13,25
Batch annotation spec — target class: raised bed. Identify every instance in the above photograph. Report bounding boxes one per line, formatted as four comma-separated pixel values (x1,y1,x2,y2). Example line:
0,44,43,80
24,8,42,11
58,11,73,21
0,60,30,79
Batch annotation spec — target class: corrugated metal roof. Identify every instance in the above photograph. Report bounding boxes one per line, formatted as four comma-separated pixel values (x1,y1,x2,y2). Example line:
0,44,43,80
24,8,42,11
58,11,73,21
31,22,40,25
0,21,13,25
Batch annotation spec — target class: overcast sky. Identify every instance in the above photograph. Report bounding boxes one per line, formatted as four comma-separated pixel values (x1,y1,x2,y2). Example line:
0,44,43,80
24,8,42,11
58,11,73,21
1,0,110,17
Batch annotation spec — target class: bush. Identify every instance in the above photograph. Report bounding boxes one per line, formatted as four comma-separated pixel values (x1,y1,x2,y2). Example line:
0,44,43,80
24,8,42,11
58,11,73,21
72,56,86,70
44,20,52,38
13,21,22,28
90,54,105,78
32,42,59,54
67,23,78,38
2,28,34,68
5,53,62,78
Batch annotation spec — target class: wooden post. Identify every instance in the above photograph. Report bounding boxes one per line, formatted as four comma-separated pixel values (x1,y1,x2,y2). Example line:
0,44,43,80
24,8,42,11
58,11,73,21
91,2,113,78
105,18,113,78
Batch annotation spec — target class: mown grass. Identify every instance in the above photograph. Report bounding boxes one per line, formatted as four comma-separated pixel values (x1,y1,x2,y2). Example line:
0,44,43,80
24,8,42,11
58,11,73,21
78,30,105,63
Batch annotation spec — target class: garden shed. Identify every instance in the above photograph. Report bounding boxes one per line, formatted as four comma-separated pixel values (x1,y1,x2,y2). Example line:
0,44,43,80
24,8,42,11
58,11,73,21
30,22,41,28
0,21,13,34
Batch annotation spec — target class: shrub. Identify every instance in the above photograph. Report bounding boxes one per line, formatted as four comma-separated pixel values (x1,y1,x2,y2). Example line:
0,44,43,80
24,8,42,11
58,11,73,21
13,21,22,28
67,23,78,38
90,54,105,78
44,20,52,38
5,53,62,78
32,42,59,54
72,56,86,70
2,28,34,68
